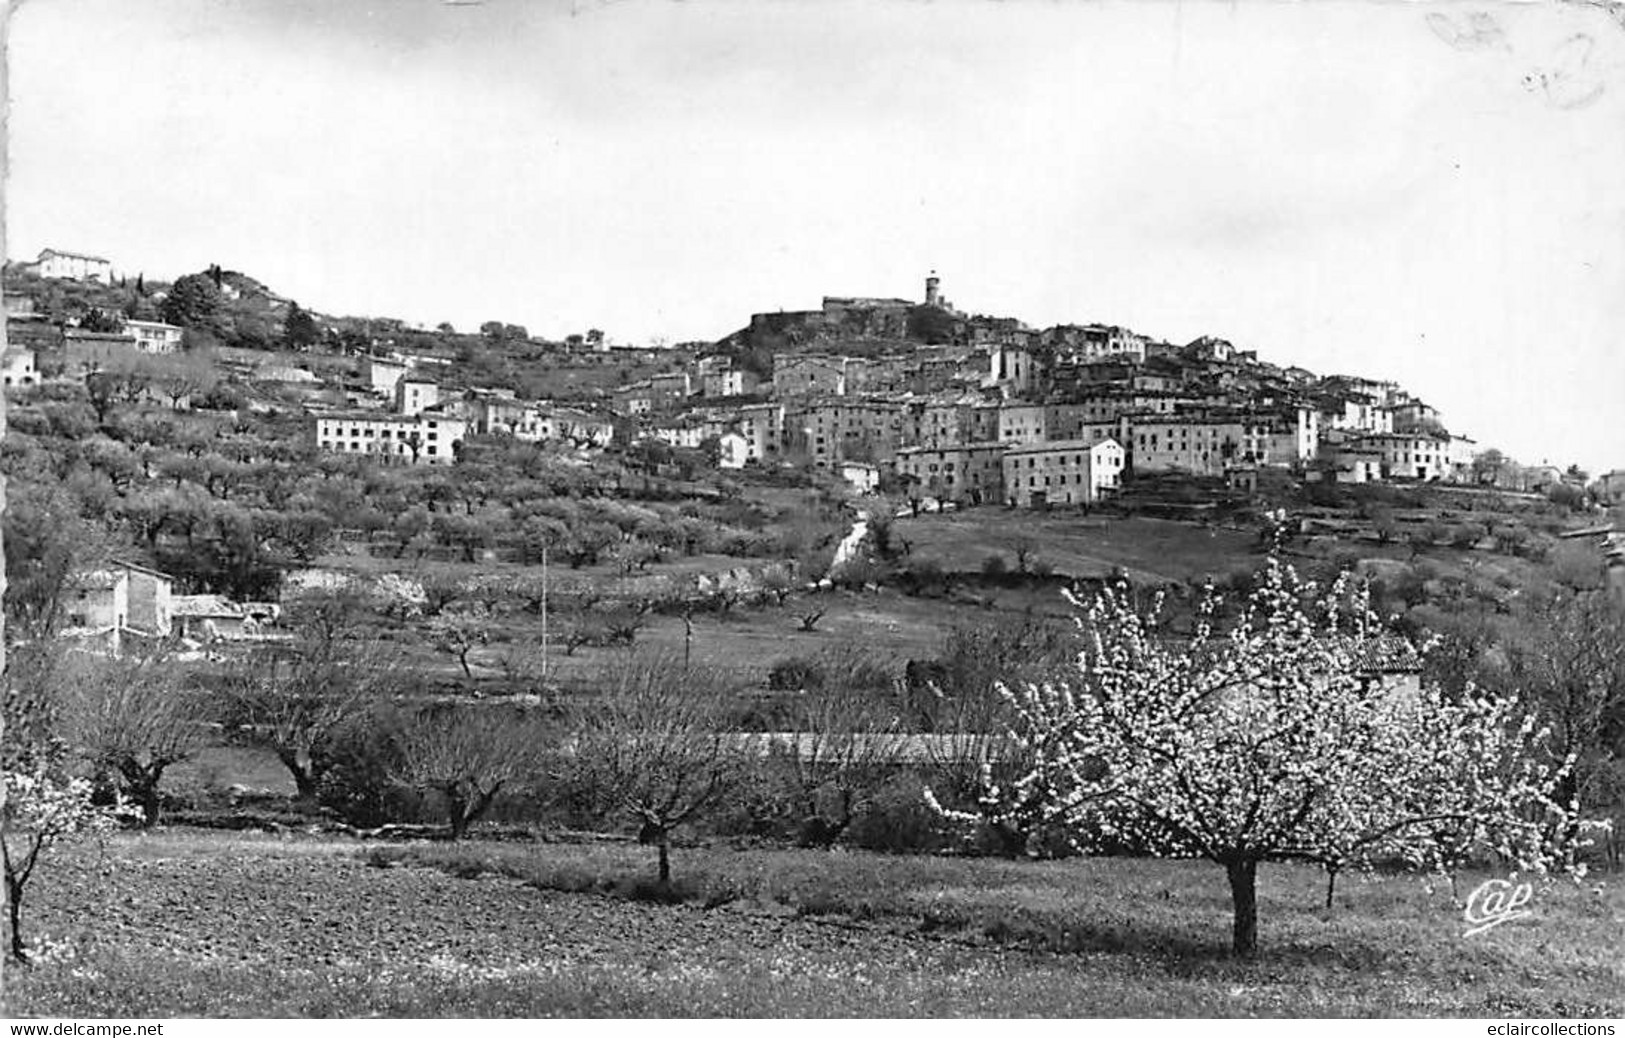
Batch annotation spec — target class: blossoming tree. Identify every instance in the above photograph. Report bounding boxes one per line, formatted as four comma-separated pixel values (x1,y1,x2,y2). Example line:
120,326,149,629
2,768,131,962
992,558,1578,957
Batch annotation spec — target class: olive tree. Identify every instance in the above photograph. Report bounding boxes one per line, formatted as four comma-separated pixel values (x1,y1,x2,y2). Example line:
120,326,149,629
994,559,1578,957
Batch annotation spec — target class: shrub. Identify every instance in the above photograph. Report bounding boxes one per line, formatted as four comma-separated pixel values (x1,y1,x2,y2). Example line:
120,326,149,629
768,656,825,692
317,707,414,828
897,556,948,596
981,554,1008,577
847,771,953,854
1451,523,1485,549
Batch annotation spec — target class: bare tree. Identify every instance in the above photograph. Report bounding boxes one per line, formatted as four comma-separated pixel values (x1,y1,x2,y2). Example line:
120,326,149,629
430,603,491,684
61,651,202,826
772,648,904,847
220,626,399,802
917,618,1074,857
391,705,547,840
571,654,742,884
1492,589,1625,863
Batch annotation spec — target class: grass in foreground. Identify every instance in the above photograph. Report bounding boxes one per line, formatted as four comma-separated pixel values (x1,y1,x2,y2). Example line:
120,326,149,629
5,831,1621,1017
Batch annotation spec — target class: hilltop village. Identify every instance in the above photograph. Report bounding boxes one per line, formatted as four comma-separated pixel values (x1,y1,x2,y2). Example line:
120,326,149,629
10,251,1604,511
5,249,1622,658
310,271,1492,502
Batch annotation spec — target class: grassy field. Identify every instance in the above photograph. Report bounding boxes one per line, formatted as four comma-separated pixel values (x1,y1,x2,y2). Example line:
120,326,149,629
6,830,1620,1017
898,512,1264,585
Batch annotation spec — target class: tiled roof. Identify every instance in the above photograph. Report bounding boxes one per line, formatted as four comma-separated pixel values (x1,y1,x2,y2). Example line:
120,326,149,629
172,595,243,618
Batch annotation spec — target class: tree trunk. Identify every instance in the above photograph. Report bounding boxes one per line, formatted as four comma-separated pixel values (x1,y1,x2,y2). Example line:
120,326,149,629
1225,858,1259,958
120,761,164,827
278,751,320,801
446,791,469,840
1324,865,1338,911
657,833,671,885
7,875,26,963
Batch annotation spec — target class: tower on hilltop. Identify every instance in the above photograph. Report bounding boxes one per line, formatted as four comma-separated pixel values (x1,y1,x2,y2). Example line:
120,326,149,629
924,270,941,308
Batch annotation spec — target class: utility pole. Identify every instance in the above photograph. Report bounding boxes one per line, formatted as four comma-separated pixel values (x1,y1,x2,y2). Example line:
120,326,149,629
540,545,549,685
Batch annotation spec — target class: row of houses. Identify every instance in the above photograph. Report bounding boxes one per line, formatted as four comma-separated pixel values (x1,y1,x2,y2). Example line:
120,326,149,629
896,438,1127,507
314,356,628,464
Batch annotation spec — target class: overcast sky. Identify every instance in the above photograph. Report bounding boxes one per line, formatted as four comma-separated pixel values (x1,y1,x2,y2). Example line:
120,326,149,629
8,0,1625,472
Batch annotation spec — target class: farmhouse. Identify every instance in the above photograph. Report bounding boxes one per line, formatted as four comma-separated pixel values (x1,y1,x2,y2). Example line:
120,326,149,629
62,560,176,654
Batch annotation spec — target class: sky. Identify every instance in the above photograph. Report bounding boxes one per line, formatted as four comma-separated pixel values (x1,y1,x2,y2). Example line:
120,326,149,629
7,0,1625,473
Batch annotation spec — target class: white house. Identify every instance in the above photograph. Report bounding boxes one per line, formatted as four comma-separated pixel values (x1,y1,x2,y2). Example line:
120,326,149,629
2,347,37,388
31,248,113,283
718,431,750,469
125,320,184,355
840,461,881,494
395,377,441,416
361,356,409,398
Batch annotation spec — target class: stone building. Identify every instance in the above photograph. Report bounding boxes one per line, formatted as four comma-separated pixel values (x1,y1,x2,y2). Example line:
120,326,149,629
894,442,1008,506
1002,439,1126,508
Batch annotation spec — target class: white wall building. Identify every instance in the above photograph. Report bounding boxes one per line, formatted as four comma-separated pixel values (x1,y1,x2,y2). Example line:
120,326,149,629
395,377,441,416
32,248,113,283
361,356,409,398
314,411,467,464
1003,438,1125,507
718,431,750,469
126,320,184,355
3,347,37,388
